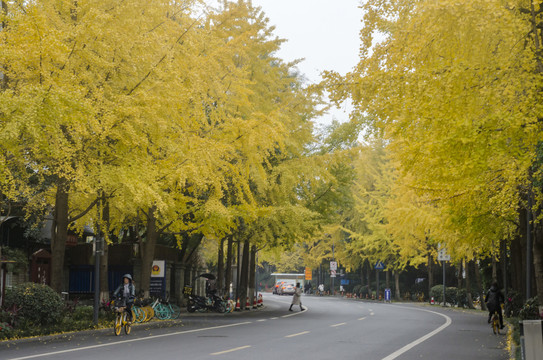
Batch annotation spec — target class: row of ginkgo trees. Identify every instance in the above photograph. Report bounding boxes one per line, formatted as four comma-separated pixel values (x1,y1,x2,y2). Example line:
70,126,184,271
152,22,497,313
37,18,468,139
0,0,343,305
318,0,543,304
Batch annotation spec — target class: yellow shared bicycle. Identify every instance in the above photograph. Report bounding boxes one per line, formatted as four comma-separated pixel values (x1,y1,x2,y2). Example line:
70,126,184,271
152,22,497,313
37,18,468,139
114,305,132,336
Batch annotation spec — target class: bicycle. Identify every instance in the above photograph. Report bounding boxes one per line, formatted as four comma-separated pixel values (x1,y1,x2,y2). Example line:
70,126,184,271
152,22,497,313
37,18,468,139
114,304,131,336
491,311,500,335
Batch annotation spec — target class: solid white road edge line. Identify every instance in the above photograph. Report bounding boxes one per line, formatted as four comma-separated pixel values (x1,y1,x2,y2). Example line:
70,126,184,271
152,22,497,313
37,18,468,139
7,322,253,360
380,306,452,360
210,345,251,355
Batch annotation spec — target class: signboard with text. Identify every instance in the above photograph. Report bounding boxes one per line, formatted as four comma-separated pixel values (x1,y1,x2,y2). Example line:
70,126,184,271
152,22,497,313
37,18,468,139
304,267,312,281
150,260,166,298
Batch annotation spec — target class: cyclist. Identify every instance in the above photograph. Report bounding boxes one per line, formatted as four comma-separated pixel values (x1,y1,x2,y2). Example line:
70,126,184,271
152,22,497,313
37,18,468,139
113,274,136,323
485,282,504,329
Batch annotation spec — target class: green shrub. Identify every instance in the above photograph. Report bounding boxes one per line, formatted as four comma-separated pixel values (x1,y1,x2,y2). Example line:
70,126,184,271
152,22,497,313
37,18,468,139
4,283,64,327
505,290,524,317
430,285,444,303
429,285,459,305
519,297,541,320
71,306,93,322
0,322,13,340
352,285,362,295
456,288,469,308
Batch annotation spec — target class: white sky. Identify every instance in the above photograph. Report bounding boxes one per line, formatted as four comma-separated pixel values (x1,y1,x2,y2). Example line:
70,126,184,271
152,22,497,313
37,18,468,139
251,0,363,125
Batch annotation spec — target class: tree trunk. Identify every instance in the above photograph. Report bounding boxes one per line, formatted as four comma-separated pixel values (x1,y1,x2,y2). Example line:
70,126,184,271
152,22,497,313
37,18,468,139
465,260,474,309
239,240,250,308
51,180,69,292
533,221,543,304
428,252,433,302
248,245,256,308
99,194,110,301
385,269,390,289
366,261,371,293
491,255,498,284
394,270,400,300
511,232,524,296
225,236,233,298
140,206,158,298
217,238,224,296
474,260,487,311
456,261,462,288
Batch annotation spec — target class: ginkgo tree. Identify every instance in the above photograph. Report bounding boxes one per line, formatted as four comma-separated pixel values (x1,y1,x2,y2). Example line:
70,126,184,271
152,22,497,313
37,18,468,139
324,0,543,301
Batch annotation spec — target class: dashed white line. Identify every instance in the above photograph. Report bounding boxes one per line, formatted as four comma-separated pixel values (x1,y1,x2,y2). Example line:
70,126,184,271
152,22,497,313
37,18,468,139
370,312,375,316
330,322,347,327
210,345,251,356
257,319,266,322
285,331,310,338
358,317,366,321
270,317,279,320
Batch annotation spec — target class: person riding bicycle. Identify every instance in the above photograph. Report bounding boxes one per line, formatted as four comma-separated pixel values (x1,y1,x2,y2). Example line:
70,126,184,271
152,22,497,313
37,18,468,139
485,282,504,329
113,274,136,323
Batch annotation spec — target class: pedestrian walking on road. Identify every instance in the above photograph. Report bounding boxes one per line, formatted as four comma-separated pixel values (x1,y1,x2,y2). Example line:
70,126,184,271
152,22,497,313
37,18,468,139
318,284,324,296
289,283,304,311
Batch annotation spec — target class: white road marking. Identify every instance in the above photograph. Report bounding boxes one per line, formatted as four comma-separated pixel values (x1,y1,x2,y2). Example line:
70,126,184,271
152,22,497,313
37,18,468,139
210,345,251,356
369,308,373,312
370,312,375,316
270,317,279,320
358,317,366,321
380,306,452,360
257,319,266,322
7,322,253,360
285,331,310,338
330,322,347,327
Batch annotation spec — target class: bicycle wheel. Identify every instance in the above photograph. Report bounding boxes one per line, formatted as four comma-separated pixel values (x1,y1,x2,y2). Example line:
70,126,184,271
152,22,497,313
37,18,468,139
492,314,499,335
114,313,122,336
143,306,154,321
169,304,181,319
154,304,170,320
124,312,131,335
132,306,144,323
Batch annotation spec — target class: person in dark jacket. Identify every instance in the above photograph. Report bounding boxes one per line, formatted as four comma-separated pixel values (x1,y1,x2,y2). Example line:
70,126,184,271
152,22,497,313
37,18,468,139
485,282,504,329
113,274,136,322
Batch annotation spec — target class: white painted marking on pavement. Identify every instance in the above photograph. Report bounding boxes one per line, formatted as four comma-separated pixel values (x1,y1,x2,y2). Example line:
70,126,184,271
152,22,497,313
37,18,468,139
358,317,366,321
380,306,452,360
330,322,347,327
285,331,310,338
7,322,253,360
257,319,266,322
370,312,375,316
270,317,279,320
210,345,251,356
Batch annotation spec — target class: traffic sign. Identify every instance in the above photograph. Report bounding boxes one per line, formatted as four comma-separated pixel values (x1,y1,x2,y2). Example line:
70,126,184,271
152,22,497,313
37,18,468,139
437,243,451,261
330,269,336,278
330,261,337,271
374,261,385,270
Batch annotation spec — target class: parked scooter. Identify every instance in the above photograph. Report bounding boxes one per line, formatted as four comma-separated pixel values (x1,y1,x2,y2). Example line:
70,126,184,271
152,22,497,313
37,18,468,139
184,274,226,313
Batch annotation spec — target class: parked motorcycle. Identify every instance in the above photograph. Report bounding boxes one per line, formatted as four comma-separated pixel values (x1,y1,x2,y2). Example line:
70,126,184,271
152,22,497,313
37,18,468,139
184,274,226,313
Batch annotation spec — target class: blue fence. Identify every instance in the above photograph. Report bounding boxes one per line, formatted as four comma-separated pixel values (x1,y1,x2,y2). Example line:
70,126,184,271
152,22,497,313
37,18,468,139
68,265,133,293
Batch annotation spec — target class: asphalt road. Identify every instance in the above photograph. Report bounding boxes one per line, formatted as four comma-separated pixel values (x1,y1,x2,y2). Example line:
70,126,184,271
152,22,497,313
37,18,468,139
0,294,509,360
